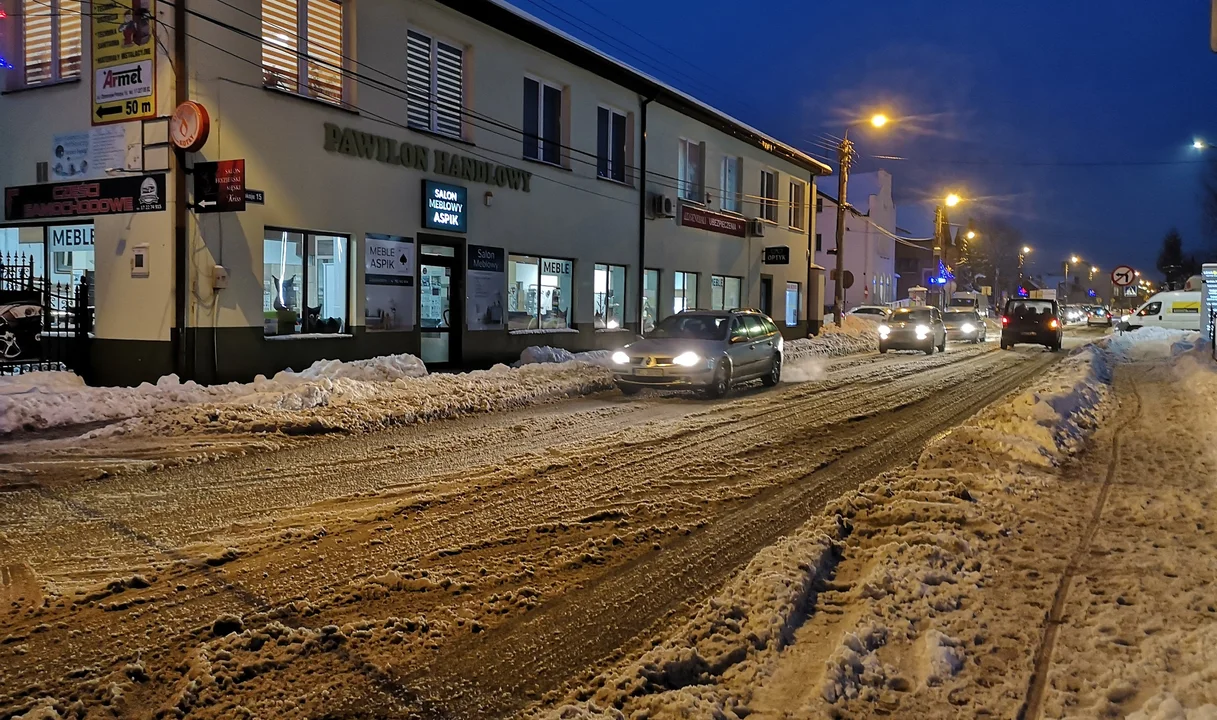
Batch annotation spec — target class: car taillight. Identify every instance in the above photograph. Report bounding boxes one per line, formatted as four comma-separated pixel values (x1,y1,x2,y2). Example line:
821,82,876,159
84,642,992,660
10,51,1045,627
1001,316,1009,326
1049,319,1059,329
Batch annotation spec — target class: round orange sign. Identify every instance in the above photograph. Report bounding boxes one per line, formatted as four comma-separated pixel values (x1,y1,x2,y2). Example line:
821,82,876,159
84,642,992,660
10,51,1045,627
170,101,210,152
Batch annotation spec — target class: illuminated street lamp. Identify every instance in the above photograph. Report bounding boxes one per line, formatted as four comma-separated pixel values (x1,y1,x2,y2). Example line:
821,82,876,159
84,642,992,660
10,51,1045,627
1063,255,1082,303
1018,246,1032,285
966,230,976,240
832,111,893,326
945,193,962,208
1194,139,1207,150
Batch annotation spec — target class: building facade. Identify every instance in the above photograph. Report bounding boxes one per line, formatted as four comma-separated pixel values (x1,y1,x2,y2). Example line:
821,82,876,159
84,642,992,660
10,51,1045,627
814,170,897,311
0,0,828,385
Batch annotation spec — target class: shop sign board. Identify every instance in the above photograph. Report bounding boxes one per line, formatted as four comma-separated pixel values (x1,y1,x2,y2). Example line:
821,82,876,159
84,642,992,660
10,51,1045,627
4,175,166,220
51,126,134,181
193,159,246,213
679,204,747,237
92,0,157,125
364,234,415,332
467,245,506,331
763,246,790,265
48,224,96,252
422,181,467,233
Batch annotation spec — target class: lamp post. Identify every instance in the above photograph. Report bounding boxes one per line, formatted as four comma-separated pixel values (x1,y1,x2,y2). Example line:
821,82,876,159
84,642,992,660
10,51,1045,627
1018,246,1031,286
931,193,963,309
832,113,889,326
1063,254,1080,303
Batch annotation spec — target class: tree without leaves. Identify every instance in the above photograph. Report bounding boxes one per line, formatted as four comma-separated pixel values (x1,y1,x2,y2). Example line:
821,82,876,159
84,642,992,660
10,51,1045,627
1157,228,1188,288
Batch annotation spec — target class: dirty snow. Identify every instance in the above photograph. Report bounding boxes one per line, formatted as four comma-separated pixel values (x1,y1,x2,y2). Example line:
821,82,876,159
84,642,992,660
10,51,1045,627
515,346,615,368
534,330,1208,719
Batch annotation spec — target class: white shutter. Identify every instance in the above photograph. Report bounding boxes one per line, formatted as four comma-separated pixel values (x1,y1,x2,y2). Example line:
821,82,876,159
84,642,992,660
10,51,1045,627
262,0,300,92
434,40,463,137
305,0,343,104
406,30,432,130
58,0,82,79
23,0,53,85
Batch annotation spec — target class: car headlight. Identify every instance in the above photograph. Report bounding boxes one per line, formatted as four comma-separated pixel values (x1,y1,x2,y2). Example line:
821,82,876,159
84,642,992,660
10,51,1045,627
915,324,930,338
611,351,630,365
673,351,701,367
878,324,891,338
960,323,975,333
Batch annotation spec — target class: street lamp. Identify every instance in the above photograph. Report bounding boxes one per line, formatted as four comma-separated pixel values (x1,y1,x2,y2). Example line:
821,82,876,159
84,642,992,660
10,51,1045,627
1018,246,1032,286
1089,265,1099,281
965,230,976,240
831,112,892,326
1194,139,1207,150
944,193,962,208
1063,255,1081,303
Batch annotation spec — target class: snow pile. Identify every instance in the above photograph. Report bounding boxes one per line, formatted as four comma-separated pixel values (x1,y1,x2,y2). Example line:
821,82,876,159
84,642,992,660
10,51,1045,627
1,353,615,436
515,346,615,368
786,317,879,362
1104,326,1202,361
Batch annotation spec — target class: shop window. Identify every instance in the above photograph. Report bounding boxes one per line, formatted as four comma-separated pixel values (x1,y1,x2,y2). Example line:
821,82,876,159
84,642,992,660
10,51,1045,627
524,77,563,165
0,227,47,281
262,0,346,105
673,271,698,314
678,139,705,203
406,29,464,137
594,263,626,329
263,229,350,336
16,0,82,87
597,106,628,182
507,254,572,330
786,281,801,326
759,170,778,223
642,269,659,333
711,275,742,311
789,180,806,230
720,156,742,213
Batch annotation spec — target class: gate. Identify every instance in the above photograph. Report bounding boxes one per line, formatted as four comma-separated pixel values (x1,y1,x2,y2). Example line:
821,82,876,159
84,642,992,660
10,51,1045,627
0,252,94,380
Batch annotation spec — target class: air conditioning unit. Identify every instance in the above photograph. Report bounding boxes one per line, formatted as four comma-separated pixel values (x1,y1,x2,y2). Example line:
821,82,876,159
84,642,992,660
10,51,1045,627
749,219,766,237
651,193,675,218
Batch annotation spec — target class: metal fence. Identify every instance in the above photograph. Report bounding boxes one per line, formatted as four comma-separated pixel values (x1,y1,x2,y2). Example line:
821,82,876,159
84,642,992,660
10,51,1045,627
0,252,94,379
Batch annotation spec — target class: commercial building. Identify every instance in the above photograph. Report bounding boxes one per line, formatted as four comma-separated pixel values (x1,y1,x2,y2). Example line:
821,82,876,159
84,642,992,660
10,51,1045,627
814,170,897,311
0,0,828,385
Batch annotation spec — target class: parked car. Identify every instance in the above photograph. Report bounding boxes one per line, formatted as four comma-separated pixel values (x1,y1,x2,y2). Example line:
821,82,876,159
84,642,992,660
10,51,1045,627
848,305,892,321
611,309,783,398
1000,298,1063,351
1119,291,1202,332
943,309,987,343
878,307,947,355
1086,307,1113,327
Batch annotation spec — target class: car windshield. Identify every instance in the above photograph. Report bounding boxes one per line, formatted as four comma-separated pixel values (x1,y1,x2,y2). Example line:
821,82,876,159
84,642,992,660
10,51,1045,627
1006,300,1055,318
648,314,730,340
890,308,932,323
853,307,885,315
944,311,979,323
951,298,976,307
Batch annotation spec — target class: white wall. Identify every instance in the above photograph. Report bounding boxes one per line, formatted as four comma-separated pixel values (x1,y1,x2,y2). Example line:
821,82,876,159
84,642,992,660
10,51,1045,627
816,170,897,308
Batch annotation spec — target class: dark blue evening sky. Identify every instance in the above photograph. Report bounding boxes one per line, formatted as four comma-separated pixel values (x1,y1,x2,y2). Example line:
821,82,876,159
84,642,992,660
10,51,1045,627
511,0,1217,278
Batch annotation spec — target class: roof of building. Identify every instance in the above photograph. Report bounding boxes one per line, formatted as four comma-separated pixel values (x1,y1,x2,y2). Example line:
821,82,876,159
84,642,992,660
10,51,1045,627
441,0,833,177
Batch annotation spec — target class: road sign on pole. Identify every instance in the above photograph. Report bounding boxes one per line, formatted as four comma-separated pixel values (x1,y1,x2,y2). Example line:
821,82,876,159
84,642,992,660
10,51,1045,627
1111,265,1135,287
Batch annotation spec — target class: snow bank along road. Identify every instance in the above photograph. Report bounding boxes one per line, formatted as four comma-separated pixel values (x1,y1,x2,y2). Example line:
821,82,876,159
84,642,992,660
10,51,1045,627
0,342,1065,718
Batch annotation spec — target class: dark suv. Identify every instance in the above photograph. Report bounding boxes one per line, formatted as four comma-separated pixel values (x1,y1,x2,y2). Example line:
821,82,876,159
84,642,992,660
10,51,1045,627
1000,298,1063,351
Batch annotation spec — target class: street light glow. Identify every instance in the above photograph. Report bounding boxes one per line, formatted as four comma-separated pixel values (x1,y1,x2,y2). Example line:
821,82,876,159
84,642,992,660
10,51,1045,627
966,230,976,239
1195,139,1207,150
1070,255,1080,264
870,113,889,128
944,193,961,207
1091,266,1099,273
1022,246,1032,254
1134,270,1141,276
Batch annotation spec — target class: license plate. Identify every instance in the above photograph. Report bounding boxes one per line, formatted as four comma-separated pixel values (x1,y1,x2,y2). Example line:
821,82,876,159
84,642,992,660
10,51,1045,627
634,368,663,377
1021,332,1037,337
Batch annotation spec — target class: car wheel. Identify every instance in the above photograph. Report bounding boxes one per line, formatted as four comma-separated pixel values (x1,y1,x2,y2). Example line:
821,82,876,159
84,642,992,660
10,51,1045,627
878,345,888,354
924,343,935,355
1000,342,1009,350
705,360,731,399
618,383,641,396
937,338,946,352
761,353,782,387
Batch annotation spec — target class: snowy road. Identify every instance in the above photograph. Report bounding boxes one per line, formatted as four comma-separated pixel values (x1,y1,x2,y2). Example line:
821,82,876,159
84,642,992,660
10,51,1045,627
0,341,1073,718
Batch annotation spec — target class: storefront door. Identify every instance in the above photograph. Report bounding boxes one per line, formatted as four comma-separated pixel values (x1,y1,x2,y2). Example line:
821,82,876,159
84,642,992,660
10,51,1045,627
760,276,773,317
419,243,461,366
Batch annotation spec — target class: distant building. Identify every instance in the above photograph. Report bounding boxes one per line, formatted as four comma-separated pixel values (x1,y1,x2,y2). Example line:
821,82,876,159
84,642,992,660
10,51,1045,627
815,170,897,310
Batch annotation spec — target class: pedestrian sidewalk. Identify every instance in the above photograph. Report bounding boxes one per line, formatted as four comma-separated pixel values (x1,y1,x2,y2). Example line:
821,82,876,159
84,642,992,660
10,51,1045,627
537,330,1217,720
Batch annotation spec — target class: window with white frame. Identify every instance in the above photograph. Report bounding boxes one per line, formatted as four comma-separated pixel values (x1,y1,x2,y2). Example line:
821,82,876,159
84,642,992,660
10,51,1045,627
262,0,345,105
507,255,573,330
785,282,801,326
406,29,464,137
524,77,563,165
594,263,627,328
789,180,806,230
721,156,742,213
16,0,82,87
711,275,742,311
678,139,705,203
673,271,698,314
597,106,628,182
759,170,778,223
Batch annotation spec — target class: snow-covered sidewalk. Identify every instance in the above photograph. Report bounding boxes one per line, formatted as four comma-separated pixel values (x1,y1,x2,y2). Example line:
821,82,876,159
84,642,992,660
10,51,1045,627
536,328,1216,720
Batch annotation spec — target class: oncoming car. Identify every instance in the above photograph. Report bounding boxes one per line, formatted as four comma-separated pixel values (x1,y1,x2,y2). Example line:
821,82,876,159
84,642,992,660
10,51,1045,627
943,309,986,343
878,307,947,355
1086,307,1113,327
611,309,783,398
848,305,892,321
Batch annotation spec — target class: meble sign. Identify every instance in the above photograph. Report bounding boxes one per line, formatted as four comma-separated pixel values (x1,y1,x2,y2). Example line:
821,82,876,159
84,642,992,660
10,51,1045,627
49,224,95,252
423,180,467,233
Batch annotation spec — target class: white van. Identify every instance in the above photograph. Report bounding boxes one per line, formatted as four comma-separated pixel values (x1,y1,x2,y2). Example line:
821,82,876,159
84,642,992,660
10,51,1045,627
1123,290,1202,331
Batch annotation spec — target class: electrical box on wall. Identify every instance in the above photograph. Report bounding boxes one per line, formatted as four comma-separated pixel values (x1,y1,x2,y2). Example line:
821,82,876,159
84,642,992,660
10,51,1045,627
212,265,229,290
132,245,150,277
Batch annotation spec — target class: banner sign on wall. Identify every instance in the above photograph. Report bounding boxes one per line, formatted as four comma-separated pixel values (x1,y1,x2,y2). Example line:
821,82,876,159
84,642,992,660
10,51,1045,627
4,175,166,220
92,0,157,124
364,234,416,332
51,125,136,181
467,245,505,331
